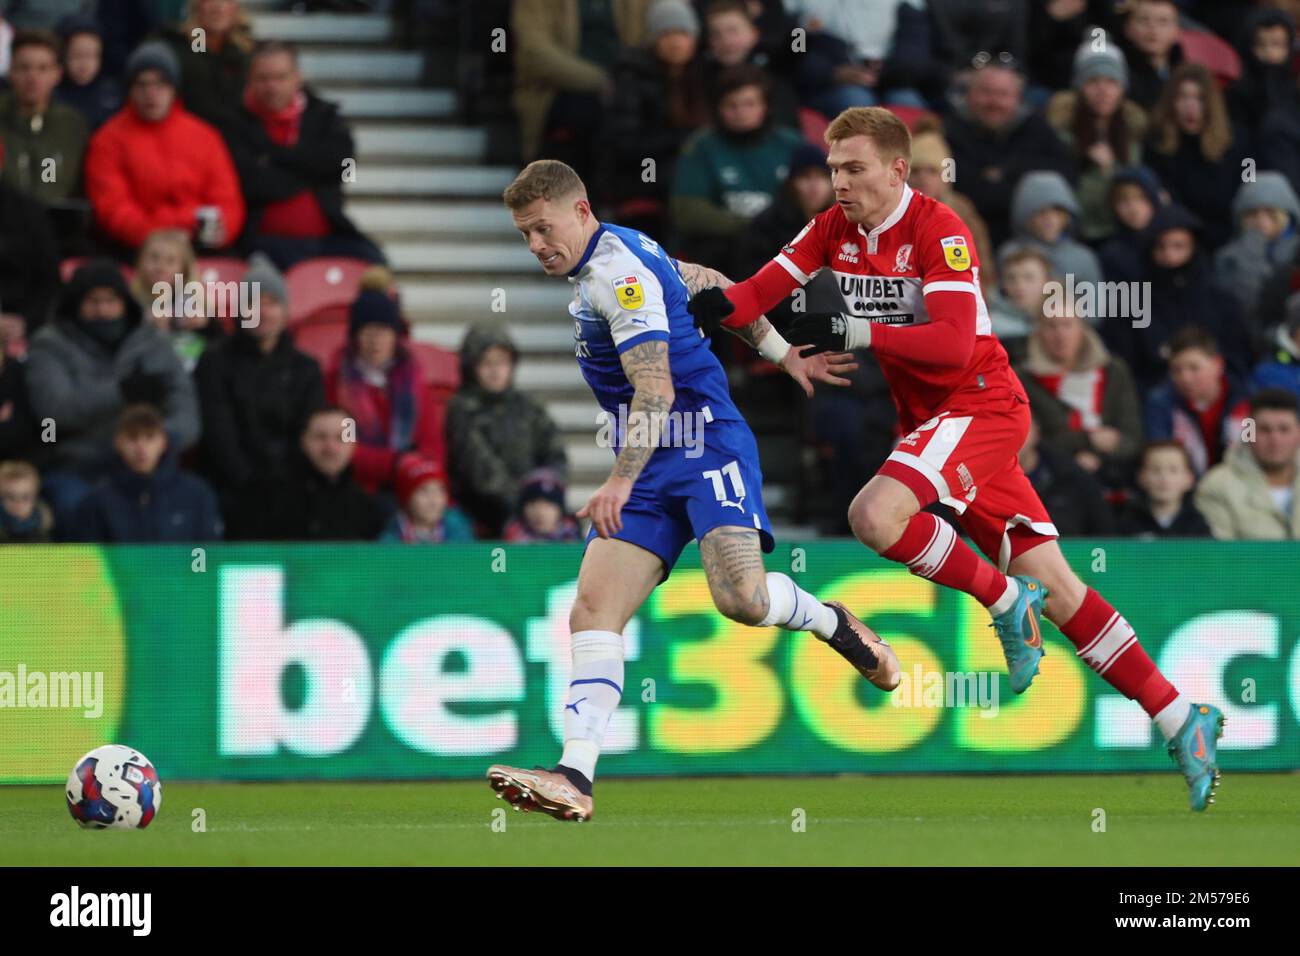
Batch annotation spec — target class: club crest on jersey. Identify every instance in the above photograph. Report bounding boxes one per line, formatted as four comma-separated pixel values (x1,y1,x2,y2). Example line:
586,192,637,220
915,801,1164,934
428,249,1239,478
893,243,913,273
940,236,971,271
838,241,860,264
613,275,644,310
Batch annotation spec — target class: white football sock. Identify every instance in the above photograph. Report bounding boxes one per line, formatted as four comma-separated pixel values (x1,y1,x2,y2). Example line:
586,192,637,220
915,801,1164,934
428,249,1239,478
758,572,839,640
986,577,1020,617
558,629,624,782
1153,694,1192,742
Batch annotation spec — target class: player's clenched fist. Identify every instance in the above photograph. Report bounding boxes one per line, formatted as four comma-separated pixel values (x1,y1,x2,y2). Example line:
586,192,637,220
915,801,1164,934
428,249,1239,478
787,312,871,356
686,287,734,335
577,476,633,538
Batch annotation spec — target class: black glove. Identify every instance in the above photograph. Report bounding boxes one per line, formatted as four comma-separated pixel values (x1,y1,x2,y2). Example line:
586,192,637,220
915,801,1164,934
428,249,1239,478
686,287,734,336
119,367,169,407
786,312,857,357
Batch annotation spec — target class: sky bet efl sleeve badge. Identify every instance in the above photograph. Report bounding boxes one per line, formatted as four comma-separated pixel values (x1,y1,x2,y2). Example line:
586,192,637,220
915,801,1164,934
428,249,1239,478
940,236,971,271
613,275,645,310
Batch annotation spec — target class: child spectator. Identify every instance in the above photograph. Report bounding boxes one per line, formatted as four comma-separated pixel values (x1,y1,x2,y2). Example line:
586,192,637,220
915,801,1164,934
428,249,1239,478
84,40,245,253
701,0,798,126
446,321,567,537
381,454,473,544
0,29,88,203
325,268,447,497
25,258,199,528
1097,165,1164,283
1000,170,1103,294
227,405,385,541
986,245,1053,349
671,64,803,272
1046,36,1148,241
1118,0,1184,111
195,252,323,512
1116,440,1211,538
223,40,384,269
75,403,222,543
1225,7,1297,139
1250,294,1300,401
1019,296,1143,489
55,14,122,132
1195,388,1300,540
1106,203,1246,394
130,227,221,373
504,468,581,542
1144,325,1251,477
1213,171,1300,326
1143,62,1246,251
0,459,52,542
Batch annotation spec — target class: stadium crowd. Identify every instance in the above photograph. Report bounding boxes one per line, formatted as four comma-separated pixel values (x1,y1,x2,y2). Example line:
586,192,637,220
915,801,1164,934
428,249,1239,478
0,0,1299,546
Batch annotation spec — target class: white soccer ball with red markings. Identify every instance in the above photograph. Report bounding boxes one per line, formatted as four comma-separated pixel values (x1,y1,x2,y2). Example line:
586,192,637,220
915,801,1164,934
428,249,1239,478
66,745,163,830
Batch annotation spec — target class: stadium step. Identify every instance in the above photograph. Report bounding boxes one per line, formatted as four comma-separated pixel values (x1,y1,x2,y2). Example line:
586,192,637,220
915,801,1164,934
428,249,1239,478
352,124,486,161
346,200,514,237
252,13,394,44
411,322,575,353
344,165,516,197
321,87,455,120
298,49,423,84
385,240,536,273
398,279,572,318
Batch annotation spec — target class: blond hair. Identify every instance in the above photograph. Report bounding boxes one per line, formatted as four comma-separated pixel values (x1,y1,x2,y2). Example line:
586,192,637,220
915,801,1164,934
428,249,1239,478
825,107,912,163
502,160,588,210
131,228,196,303
0,460,39,488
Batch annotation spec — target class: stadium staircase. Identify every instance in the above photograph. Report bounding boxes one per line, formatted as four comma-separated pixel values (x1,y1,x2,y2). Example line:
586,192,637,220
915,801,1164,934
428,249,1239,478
246,2,798,520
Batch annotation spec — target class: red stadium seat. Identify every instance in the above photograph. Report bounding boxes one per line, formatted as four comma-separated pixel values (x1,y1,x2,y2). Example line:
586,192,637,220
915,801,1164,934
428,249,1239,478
886,105,939,132
285,257,373,323
290,318,348,372
292,303,351,329
1180,28,1242,84
194,257,248,286
408,341,460,395
798,107,830,151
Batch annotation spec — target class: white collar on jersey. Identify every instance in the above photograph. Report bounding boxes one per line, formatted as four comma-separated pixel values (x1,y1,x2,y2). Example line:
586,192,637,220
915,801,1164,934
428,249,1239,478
858,183,914,255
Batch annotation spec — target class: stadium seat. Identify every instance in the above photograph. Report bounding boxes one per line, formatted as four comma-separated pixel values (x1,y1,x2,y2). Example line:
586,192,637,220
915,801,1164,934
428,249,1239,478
886,105,939,132
59,256,134,283
798,108,830,151
290,317,348,372
285,257,373,323
195,257,248,286
1180,28,1242,84
408,341,461,395
291,303,351,329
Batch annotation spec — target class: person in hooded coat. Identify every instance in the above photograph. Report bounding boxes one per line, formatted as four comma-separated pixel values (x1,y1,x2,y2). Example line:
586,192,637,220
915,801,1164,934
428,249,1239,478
1213,170,1300,332
445,321,567,537
1097,165,1165,284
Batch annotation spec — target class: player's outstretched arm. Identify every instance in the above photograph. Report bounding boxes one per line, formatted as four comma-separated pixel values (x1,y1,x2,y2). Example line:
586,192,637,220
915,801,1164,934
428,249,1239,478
676,260,857,396
578,338,675,539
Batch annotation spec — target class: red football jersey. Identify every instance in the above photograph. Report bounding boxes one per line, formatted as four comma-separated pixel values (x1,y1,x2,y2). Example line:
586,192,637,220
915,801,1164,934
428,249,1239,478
773,185,1025,428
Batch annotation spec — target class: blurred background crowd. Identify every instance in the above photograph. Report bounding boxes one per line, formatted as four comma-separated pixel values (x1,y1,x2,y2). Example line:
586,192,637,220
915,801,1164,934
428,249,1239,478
1,0,1299,547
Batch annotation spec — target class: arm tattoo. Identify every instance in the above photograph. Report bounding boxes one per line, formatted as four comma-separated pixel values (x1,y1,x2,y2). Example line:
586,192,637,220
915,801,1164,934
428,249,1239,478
676,259,775,352
612,339,674,483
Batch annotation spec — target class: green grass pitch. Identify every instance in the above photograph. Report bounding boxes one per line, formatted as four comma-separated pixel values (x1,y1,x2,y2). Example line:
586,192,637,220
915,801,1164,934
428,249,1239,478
3,774,1297,866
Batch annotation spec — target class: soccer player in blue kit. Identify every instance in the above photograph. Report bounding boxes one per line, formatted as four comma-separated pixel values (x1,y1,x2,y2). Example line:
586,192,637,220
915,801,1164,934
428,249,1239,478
486,159,900,822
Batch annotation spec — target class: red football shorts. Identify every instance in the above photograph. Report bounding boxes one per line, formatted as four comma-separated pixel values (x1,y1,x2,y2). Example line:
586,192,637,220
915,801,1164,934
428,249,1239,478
876,389,1059,571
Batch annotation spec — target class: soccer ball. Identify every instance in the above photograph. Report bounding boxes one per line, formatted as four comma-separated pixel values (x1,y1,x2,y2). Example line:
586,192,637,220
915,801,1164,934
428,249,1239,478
66,745,162,830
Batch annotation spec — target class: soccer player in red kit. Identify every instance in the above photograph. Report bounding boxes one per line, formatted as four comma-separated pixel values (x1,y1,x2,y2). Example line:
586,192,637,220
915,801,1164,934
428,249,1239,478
687,107,1224,811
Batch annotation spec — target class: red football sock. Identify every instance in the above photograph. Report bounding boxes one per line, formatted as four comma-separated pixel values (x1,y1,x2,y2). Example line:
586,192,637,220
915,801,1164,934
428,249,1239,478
1060,587,1179,716
879,511,1007,606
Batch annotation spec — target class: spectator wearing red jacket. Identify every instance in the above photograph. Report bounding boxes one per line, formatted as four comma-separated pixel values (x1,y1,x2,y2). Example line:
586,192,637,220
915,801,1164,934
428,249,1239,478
83,41,245,253
325,269,448,496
